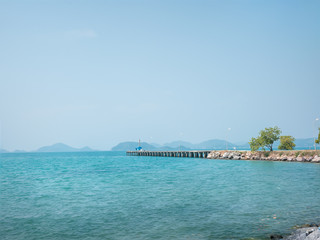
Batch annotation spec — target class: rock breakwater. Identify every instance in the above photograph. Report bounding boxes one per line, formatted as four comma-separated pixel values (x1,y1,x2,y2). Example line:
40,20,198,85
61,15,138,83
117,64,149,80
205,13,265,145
207,150,320,163
283,226,320,240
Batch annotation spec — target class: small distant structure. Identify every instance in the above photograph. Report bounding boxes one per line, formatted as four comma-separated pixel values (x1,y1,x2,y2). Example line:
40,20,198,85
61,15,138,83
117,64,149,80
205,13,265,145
135,139,143,151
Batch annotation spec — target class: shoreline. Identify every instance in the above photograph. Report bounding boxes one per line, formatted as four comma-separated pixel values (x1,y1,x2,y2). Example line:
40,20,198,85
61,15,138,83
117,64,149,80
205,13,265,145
207,150,320,163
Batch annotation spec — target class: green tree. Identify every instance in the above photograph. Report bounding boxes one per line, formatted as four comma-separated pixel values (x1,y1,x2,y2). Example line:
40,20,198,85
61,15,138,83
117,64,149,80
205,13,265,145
249,137,262,152
316,128,320,144
259,126,281,151
249,126,281,151
278,136,296,150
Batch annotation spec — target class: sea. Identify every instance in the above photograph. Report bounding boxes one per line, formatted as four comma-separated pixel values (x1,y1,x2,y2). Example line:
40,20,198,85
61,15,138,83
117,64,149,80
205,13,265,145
1,151,320,240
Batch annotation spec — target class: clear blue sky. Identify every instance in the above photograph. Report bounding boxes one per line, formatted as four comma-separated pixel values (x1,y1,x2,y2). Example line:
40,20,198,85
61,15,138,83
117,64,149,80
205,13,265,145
1,0,319,151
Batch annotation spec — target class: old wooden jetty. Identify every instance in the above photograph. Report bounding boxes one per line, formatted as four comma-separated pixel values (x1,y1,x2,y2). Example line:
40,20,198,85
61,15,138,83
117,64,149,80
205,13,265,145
126,150,211,158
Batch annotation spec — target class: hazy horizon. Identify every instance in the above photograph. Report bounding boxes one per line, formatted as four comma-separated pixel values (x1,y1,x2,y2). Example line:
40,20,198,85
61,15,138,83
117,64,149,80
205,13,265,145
1,0,319,151
1,136,318,152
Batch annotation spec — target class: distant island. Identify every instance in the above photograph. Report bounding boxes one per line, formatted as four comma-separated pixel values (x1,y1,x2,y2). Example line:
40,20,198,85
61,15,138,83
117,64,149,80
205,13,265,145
1,138,316,153
111,138,316,151
0,148,9,153
36,143,95,153
0,143,95,153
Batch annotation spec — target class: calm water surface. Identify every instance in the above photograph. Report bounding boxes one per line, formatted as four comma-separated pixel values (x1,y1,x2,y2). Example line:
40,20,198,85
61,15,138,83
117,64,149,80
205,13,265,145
1,151,320,240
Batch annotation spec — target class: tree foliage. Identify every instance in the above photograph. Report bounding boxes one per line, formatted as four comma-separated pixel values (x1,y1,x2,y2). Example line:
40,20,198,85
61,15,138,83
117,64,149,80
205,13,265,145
249,126,282,151
249,137,262,152
278,136,296,150
316,128,320,144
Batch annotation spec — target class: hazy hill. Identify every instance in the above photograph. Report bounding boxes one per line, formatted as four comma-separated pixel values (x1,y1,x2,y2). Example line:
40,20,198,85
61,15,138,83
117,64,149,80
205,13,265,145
275,138,316,150
195,139,236,150
14,150,27,153
163,141,194,149
158,145,191,151
3,138,316,153
0,148,9,153
112,138,317,151
112,139,237,151
163,139,237,150
36,143,94,153
111,142,159,151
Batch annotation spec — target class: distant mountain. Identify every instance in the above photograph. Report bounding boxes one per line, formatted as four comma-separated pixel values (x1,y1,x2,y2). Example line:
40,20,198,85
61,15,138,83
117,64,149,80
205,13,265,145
163,139,237,150
150,143,163,148
36,143,94,153
164,140,194,149
158,145,191,151
112,139,236,151
112,141,191,151
112,137,317,151
13,150,27,153
280,138,316,150
0,148,9,153
236,142,251,150
112,142,158,151
195,139,236,150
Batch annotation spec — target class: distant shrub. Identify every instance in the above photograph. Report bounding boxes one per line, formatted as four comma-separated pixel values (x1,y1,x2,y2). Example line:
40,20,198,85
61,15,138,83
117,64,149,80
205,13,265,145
264,152,270,157
295,151,300,157
278,136,296,150
315,128,320,144
249,126,281,151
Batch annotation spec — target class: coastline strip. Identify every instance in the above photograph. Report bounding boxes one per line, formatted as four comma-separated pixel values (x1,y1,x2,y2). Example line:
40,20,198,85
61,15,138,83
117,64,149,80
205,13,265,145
126,150,320,163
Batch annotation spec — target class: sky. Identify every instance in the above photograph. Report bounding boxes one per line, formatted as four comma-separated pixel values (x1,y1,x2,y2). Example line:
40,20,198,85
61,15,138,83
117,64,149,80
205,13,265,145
0,0,319,151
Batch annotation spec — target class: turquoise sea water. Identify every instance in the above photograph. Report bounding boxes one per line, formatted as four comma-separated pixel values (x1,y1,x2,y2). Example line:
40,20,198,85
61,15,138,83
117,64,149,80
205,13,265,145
1,152,320,240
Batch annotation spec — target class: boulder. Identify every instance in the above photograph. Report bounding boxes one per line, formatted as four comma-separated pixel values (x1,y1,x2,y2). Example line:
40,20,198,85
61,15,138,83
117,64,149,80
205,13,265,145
233,155,241,160
311,157,320,163
253,155,261,160
287,157,294,161
305,156,313,162
222,152,229,159
233,151,241,156
270,234,283,239
296,157,304,162
207,152,214,159
207,151,221,159
283,227,320,240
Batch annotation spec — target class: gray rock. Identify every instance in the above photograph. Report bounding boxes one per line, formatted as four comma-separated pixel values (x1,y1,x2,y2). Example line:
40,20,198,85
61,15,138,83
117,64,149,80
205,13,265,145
305,157,313,162
222,152,229,159
283,227,320,240
233,151,241,156
207,152,214,159
296,157,304,162
207,151,221,159
311,157,320,163
270,234,283,239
